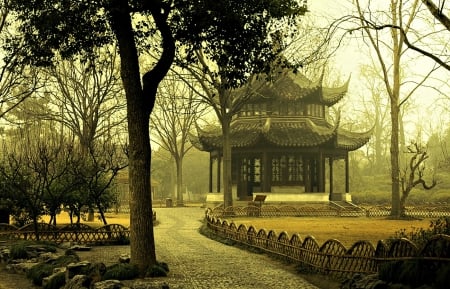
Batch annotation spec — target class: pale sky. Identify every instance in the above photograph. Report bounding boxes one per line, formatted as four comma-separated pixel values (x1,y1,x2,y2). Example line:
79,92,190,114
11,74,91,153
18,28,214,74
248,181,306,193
307,0,450,141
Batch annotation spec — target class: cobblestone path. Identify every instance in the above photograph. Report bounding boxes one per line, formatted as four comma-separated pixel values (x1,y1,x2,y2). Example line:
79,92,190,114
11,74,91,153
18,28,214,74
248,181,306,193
148,207,319,289
0,207,320,288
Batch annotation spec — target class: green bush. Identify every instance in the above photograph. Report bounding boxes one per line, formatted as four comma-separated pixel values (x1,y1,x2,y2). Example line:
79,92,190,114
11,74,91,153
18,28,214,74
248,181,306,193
146,261,169,277
43,271,66,289
9,240,57,259
27,263,54,286
102,263,139,280
393,217,450,248
9,241,30,259
26,254,80,286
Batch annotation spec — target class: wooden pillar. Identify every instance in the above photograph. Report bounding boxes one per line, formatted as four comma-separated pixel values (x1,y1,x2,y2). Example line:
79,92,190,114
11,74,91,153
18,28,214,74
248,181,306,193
262,151,269,192
217,155,221,193
345,154,350,193
318,153,325,192
329,157,333,200
209,155,213,193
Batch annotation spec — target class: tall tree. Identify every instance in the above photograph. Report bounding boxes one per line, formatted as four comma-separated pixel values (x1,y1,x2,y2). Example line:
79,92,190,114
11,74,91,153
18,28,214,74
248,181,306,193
175,2,307,207
0,0,42,119
348,0,442,217
6,0,307,272
150,74,204,206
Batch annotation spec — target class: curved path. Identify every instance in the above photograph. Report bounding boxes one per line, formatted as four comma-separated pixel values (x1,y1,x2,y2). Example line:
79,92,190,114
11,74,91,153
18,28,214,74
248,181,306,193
0,207,319,288
148,207,318,289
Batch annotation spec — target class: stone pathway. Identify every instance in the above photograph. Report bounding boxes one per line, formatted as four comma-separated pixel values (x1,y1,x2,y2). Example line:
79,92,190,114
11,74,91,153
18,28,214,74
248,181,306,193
0,207,320,288
146,207,319,289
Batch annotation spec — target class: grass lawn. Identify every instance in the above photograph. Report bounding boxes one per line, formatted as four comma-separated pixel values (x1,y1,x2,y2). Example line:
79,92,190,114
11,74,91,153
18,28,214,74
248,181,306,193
227,216,432,247
43,211,434,248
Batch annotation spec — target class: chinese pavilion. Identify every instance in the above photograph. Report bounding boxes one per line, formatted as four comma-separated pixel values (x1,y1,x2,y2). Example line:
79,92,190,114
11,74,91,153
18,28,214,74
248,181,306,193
190,70,372,204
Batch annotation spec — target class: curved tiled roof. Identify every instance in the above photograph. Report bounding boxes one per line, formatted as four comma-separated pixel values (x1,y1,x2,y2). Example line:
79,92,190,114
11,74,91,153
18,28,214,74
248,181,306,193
249,70,349,106
190,117,371,151
335,128,373,150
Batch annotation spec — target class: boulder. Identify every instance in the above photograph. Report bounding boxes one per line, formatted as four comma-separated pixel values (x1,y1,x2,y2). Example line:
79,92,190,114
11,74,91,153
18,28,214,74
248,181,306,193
118,254,130,263
63,274,90,289
92,279,129,289
66,260,91,281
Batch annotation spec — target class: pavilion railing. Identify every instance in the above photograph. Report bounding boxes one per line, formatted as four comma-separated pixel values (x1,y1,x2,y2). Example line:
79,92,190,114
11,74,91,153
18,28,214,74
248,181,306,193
205,208,450,277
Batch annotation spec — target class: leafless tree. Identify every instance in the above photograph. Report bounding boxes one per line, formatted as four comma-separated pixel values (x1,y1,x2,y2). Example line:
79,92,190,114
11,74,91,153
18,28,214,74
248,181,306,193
0,1,42,119
400,142,437,215
150,73,206,206
333,0,443,218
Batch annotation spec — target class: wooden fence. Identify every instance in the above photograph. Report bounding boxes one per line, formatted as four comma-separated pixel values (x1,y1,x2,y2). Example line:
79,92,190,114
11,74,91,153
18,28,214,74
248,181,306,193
205,207,450,277
0,222,130,244
209,204,450,218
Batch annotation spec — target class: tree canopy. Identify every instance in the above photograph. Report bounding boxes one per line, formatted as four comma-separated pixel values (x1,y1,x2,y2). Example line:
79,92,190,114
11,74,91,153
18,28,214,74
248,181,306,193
6,0,308,273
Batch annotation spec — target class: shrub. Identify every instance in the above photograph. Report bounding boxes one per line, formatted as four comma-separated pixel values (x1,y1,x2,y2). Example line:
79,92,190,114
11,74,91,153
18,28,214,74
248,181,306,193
393,217,450,248
27,263,54,286
146,261,169,277
26,254,80,286
102,263,139,280
9,241,30,259
43,271,66,289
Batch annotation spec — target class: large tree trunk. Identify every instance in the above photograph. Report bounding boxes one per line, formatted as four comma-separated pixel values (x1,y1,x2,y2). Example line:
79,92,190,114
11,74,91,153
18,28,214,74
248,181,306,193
108,0,175,274
175,158,184,206
390,1,402,218
109,5,155,274
222,116,233,208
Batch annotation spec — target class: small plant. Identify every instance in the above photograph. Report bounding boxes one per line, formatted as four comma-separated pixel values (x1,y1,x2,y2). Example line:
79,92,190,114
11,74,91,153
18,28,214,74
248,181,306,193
102,263,139,280
146,261,169,277
393,217,450,248
27,263,54,286
9,241,31,259
26,254,80,286
43,271,66,289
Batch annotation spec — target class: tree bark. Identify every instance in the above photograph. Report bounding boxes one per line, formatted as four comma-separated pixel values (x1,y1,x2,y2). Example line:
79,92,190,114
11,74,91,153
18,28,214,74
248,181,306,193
390,1,402,218
108,0,175,274
222,115,233,208
108,3,155,273
175,157,184,206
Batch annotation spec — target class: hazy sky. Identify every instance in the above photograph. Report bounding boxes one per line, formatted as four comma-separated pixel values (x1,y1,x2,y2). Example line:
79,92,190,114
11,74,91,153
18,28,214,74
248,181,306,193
306,0,450,141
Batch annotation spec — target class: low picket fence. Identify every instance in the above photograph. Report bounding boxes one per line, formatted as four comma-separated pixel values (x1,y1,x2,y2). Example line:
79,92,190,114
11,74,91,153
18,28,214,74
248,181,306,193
209,204,450,218
0,222,130,244
205,208,450,277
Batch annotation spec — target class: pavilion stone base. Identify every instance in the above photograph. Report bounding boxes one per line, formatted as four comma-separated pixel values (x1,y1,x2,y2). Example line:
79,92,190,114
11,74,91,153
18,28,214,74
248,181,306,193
206,191,352,206
253,192,330,204
329,193,353,202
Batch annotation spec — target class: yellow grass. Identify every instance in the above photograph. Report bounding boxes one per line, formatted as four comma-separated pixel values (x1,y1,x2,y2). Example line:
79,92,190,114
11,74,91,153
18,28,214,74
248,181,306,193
228,216,432,248
42,212,433,248
41,213,131,227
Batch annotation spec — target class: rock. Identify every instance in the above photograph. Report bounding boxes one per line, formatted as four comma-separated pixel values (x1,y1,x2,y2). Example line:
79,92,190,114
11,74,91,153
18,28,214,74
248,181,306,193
66,260,91,281
39,251,59,263
0,247,10,262
6,261,39,274
88,262,107,284
60,241,77,249
69,245,92,251
341,273,388,289
63,274,90,289
92,279,126,289
42,268,66,288
118,254,130,263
